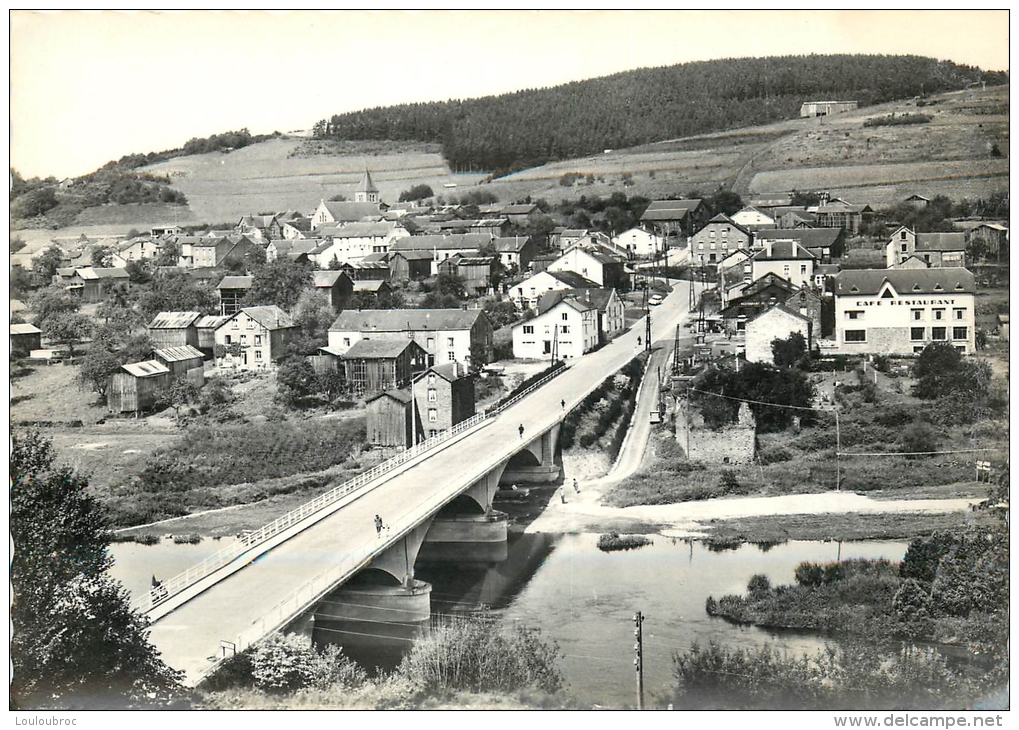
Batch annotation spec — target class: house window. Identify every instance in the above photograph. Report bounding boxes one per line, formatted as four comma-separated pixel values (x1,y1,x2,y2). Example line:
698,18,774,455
709,241,716,250
232,320,239,329
523,325,534,334
953,308,965,320
562,313,568,321
448,351,455,362
255,350,262,360
845,310,863,320
697,243,704,250
911,327,925,341
911,309,923,321
800,265,807,275
561,326,570,334
783,265,790,276
428,429,438,438
901,244,908,252
428,409,437,422
933,309,945,320
224,335,232,345
428,373,436,385
844,330,866,343
255,335,262,346
240,335,247,344
447,337,454,347
952,327,968,341
343,337,350,347
900,230,907,240
428,388,437,402
931,327,947,340
246,319,254,329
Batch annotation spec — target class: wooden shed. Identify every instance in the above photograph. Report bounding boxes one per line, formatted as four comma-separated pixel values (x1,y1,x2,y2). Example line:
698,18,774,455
10,323,42,356
107,360,171,414
195,315,231,359
153,345,205,387
147,311,201,349
365,389,423,450
340,339,427,396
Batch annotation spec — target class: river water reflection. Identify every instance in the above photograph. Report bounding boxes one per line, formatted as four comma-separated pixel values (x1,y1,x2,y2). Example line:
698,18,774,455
110,533,907,708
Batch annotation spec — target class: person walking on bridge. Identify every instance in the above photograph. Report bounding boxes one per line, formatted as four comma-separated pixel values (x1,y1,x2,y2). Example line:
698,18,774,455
573,478,580,494
518,423,524,439
374,514,383,537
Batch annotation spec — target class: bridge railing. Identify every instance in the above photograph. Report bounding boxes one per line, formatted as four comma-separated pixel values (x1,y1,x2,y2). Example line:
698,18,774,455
133,362,569,615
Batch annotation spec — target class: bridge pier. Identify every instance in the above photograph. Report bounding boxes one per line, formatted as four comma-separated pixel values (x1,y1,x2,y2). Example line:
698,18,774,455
421,463,510,562
501,424,561,484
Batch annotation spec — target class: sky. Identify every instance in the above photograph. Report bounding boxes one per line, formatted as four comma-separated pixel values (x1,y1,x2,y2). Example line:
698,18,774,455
9,9,1012,180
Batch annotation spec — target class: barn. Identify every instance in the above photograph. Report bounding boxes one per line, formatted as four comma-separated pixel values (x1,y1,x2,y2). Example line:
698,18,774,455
107,360,171,414
153,345,205,386
365,389,421,450
147,311,201,349
10,323,42,356
339,339,428,396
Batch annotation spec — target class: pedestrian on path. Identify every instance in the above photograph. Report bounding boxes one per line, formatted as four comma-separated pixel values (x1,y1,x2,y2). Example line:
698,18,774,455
374,514,383,537
559,486,567,504
573,478,580,494
518,423,524,439
561,399,566,410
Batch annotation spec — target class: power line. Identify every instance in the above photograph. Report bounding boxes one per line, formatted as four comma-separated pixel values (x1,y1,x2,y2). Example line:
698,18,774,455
840,448,1002,457
687,387,832,413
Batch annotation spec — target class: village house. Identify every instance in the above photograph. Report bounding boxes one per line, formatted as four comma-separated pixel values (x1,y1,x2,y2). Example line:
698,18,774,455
68,267,131,303
436,253,495,295
195,314,230,359
745,304,813,364
512,293,599,360
315,221,410,266
365,389,420,449
327,308,494,372
151,225,184,238
690,214,754,265
750,239,817,290
772,207,818,229
152,345,205,386
814,200,872,234
217,275,253,315
904,194,930,210
537,287,625,343
177,235,255,269
412,362,476,439
885,227,967,269
755,228,845,263
351,279,393,301
116,236,163,263
311,199,382,228
312,270,355,312
833,268,976,355
10,323,42,357
338,339,428,395
341,255,392,281
147,311,201,349
963,222,1008,261
613,227,662,259
388,233,493,271
490,236,539,272
281,215,313,240
639,199,710,241
716,249,754,307
237,215,283,241
510,269,600,311
799,100,858,117
265,238,321,264
107,360,172,414
730,206,777,233
214,306,298,371
719,272,799,335
388,249,436,281
547,247,627,289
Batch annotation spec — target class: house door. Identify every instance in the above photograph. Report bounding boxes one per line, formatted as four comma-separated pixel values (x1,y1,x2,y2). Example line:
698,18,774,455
543,340,552,354
242,352,248,365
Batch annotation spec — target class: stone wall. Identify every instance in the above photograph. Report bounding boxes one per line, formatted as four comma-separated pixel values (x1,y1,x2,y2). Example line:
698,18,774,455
675,400,756,465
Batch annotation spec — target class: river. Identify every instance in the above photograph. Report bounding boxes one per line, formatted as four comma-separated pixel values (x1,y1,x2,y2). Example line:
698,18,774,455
111,532,907,707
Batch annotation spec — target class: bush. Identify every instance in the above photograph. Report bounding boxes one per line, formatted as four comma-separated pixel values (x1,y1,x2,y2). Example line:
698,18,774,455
898,420,940,457
863,113,932,128
248,634,367,694
747,574,771,599
399,614,563,694
597,532,652,552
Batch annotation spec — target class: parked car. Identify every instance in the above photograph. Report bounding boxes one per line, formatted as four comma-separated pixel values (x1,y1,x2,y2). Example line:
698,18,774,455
648,294,664,306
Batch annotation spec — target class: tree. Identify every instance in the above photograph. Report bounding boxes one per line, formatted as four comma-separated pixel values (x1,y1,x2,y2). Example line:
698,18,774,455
154,379,201,423
246,258,313,311
78,329,153,399
292,289,335,348
482,299,519,329
912,343,992,400
43,312,94,358
124,260,153,285
134,271,217,320
91,246,114,268
10,430,183,708
154,239,181,267
692,361,815,432
244,245,267,271
276,355,317,408
771,332,807,369
399,184,434,202
11,235,26,253
31,285,80,326
32,244,65,286
11,264,35,298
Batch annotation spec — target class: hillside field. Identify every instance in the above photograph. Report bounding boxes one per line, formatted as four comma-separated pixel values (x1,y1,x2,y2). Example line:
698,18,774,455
10,85,1008,242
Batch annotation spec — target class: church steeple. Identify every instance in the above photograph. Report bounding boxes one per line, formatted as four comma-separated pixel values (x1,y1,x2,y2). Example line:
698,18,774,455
355,169,380,203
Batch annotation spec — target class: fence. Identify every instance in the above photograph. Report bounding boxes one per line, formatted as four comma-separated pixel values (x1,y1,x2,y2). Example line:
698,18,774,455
132,362,569,615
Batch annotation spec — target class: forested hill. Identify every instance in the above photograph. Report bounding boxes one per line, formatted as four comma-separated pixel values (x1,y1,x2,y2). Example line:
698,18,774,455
315,54,1006,176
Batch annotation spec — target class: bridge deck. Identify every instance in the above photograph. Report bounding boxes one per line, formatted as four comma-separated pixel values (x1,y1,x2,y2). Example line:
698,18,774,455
147,282,696,684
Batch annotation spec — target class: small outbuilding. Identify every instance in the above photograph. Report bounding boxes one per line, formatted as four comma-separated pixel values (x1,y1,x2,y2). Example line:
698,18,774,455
365,389,421,450
107,360,172,414
10,323,42,356
153,345,205,386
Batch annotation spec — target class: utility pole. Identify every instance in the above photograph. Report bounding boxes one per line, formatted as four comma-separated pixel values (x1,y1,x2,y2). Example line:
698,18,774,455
834,408,841,491
645,287,652,353
633,611,645,710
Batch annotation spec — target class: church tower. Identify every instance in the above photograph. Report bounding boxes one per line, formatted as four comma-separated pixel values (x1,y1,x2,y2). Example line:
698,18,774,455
355,169,380,204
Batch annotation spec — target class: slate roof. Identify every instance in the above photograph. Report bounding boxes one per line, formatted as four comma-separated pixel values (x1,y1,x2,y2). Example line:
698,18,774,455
356,170,380,194
701,214,753,238
121,360,170,378
746,302,812,325
353,279,388,292
320,200,381,221
148,311,202,329
490,236,532,253
341,338,424,359
834,268,976,297
916,232,966,251
195,315,231,330
365,388,414,405
75,266,129,280
537,287,615,315
217,275,254,290
238,306,296,330
389,233,492,252
313,270,349,288
320,221,394,238
752,240,817,261
547,270,600,288
154,345,204,363
412,362,464,384
10,323,41,335
756,228,842,248
329,308,487,333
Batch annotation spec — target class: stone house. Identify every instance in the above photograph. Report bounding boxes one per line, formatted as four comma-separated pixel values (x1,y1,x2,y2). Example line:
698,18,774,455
214,306,297,371
690,214,754,265
412,362,476,439
745,304,812,364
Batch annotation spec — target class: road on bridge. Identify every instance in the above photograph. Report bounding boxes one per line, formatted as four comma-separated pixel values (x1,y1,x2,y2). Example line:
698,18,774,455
147,280,701,684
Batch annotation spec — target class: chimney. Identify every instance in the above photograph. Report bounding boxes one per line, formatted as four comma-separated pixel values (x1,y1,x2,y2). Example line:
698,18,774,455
765,239,773,258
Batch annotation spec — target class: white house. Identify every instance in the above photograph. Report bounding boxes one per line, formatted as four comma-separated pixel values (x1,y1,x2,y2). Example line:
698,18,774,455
885,227,967,269
311,199,382,227
509,270,600,311
833,268,976,355
751,239,817,290
613,227,662,258
315,222,410,267
547,247,626,288
213,306,297,372
745,304,812,364
512,295,599,361
731,206,777,232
